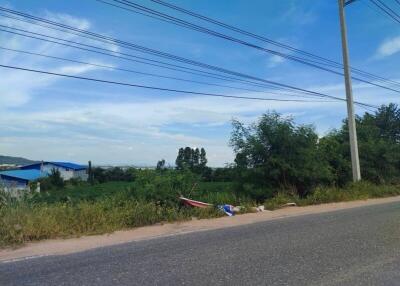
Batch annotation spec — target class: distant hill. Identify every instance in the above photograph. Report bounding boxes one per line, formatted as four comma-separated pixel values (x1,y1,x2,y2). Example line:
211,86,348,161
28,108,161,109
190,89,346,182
0,155,37,166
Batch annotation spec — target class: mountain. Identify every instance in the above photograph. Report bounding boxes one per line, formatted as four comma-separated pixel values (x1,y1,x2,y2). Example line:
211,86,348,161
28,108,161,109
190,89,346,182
0,155,37,166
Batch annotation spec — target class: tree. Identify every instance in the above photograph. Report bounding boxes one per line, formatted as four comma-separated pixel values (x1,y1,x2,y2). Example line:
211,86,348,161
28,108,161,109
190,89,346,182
156,159,166,171
199,148,207,170
39,168,65,191
325,104,400,184
49,168,64,188
92,167,136,183
175,147,208,174
230,112,332,197
192,148,200,171
183,147,193,169
175,148,185,170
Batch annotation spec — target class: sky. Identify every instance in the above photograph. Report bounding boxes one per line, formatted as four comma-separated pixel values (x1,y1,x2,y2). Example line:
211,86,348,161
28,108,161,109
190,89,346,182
0,0,399,167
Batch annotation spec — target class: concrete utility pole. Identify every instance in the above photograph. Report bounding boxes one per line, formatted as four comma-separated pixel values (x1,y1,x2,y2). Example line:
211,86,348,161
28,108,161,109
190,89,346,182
338,0,361,182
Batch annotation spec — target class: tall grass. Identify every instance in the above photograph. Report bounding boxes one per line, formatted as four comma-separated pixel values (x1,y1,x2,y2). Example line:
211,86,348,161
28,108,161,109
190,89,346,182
0,197,223,247
264,181,400,210
1,178,399,248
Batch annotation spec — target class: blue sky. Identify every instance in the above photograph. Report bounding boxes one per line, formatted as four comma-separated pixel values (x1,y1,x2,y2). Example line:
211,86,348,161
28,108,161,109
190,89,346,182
0,0,399,166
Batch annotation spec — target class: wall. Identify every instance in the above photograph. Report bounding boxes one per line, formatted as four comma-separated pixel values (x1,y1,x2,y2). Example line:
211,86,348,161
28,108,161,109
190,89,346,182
42,164,88,181
0,177,29,197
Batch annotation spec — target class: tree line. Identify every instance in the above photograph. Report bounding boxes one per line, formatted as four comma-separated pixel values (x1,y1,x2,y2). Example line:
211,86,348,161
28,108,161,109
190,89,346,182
52,103,399,201
230,103,400,199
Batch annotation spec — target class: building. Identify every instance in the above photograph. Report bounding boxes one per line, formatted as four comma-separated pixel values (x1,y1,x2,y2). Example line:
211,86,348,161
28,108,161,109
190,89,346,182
0,161,88,195
20,162,88,181
0,169,46,196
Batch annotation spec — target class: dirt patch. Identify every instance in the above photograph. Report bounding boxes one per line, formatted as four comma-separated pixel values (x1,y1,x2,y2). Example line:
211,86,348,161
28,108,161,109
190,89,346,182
1,196,400,263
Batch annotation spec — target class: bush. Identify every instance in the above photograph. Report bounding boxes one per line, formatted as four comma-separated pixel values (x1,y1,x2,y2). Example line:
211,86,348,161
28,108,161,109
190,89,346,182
92,167,136,183
132,169,199,207
264,181,400,210
230,112,333,197
38,169,65,191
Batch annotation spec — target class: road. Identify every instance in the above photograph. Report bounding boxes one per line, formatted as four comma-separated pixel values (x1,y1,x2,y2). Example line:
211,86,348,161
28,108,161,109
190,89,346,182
1,202,400,286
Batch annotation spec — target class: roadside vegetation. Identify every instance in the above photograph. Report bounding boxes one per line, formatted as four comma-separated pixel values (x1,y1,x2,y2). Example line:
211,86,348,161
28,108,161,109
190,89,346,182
1,104,399,247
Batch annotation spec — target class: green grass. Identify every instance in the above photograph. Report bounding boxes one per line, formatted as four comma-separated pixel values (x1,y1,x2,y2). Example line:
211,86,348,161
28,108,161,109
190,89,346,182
1,180,399,248
29,181,136,204
264,181,400,210
192,182,254,205
0,179,235,247
0,197,224,247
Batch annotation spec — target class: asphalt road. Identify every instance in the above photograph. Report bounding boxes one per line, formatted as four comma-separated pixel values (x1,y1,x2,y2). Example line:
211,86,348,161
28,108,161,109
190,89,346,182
1,202,400,286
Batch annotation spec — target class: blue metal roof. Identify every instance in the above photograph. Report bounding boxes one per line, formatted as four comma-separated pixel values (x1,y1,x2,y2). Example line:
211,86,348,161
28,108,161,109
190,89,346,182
0,169,48,181
50,162,86,170
20,161,87,171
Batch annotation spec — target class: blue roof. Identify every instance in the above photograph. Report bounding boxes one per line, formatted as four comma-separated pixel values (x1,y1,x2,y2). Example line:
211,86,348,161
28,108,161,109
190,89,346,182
50,162,86,170
20,161,87,171
0,169,48,181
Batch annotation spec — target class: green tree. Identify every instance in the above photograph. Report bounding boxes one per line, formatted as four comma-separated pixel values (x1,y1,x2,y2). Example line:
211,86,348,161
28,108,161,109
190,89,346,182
318,104,400,184
192,148,200,171
230,112,332,197
175,147,208,174
39,168,65,191
175,148,185,170
183,147,193,169
156,159,166,171
199,148,207,170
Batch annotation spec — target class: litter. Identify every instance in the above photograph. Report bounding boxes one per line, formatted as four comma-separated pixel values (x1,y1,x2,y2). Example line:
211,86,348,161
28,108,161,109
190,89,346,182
179,196,213,208
282,202,297,207
255,205,265,212
218,204,235,216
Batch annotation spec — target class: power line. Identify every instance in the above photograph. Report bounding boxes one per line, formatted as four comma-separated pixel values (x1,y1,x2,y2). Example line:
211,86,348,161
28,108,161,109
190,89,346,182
0,63,337,103
369,0,400,24
375,0,400,19
0,25,343,101
0,10,377,107
0,25,295,93
0,9,397,102
0,11,313,93
0,45,318,99
3,5,400,94
101,0,400,91
149,0,394,86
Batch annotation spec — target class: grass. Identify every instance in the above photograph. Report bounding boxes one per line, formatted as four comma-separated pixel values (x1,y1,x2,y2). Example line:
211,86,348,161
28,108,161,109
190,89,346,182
0,197,224,248
264,181,400,210
28,181,136,204
1,180,399,248
0,178,233,247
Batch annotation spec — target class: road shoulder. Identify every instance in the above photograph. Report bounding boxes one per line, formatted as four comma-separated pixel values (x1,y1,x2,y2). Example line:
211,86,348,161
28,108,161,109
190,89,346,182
1,195,400,263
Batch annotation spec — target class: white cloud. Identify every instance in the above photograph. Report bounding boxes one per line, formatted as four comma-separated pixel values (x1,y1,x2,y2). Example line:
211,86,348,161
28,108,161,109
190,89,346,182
280,1,316,26
44,12,91,31
0,10,119,109
0,92,342,165
1,77,396,166
267,55,285,68
56,63,103,74
376,36,400,58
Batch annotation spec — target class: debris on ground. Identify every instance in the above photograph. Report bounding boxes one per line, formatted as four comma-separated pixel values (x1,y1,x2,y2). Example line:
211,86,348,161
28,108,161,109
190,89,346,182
179,196,266,216
218,204,235,216
179,197,212,208
281,202,297,207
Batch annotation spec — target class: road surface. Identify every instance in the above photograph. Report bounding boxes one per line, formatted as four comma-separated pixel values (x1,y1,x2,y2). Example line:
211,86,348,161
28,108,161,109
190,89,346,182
1,201,400,286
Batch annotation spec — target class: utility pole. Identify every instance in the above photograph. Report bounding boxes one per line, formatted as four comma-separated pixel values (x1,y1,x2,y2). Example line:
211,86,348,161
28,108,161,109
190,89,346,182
338,0,361,182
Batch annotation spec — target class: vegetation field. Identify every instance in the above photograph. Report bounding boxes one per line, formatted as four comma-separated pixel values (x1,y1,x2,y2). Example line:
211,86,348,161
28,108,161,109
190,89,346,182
1,104,399,247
